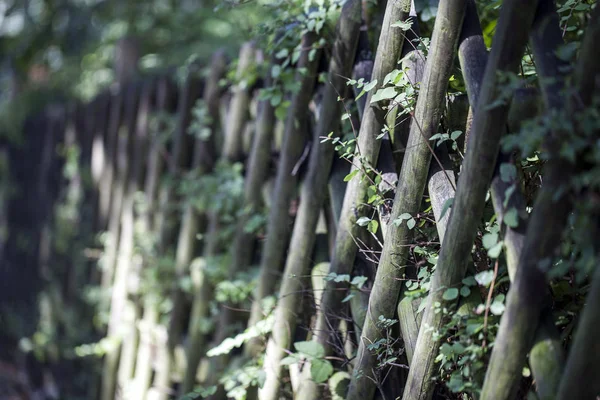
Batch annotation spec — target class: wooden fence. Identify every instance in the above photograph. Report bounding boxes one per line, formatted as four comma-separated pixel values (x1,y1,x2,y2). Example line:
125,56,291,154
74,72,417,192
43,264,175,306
1,0,599,400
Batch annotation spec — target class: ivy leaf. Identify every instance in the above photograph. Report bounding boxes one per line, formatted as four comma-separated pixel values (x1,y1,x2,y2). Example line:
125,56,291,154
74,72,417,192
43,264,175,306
311,359,334,383
443,288,459,301
294,341,325,359
407,218,416,230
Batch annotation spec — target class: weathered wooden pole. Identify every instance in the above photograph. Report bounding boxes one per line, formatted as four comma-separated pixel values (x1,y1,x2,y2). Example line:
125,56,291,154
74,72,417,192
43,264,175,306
255,2,362,399
346,1,465,398
401,0,539,399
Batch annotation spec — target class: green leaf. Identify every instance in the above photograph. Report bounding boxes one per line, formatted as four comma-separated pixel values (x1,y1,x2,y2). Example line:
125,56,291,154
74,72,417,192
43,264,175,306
443,288,459,300
356,216,371,226
363,79,378,92
450,130,463,141
275,101,290,121
482,233,498,249
351,276,368,289
416,298,428,314
271,65,281,78
460,286,471,297
326,273,350,283
475,270,494,287
367,194,379,204
462,276,477,287
355,89,367,101
311,359,334,383
503,208,519,228
499,163,517,183
407,218,416,230
275,49,289,59
503,185,516,208
280,356,299,365
292,49,301,64
439,343,453,356
490,301,505,315
368,219,379,234
334,274,350,282
393,212,412,226
429,133,448,142
370,87,397,104
270,92,282,107
391,19,413,31
383,70,401,86
440,197,454,219
342,293,354,303
487,242,503,259
344,169,360,182
294,341,325,359
555,42,579,61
